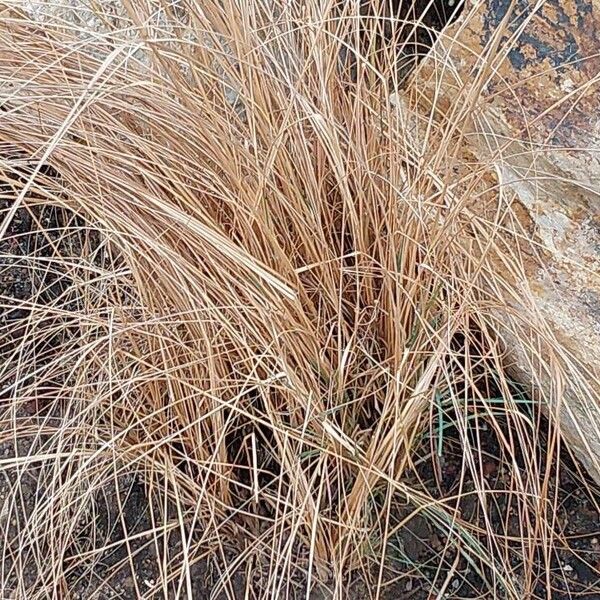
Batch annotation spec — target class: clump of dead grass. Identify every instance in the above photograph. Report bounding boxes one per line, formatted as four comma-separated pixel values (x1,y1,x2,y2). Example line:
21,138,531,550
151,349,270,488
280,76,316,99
0,1,593,598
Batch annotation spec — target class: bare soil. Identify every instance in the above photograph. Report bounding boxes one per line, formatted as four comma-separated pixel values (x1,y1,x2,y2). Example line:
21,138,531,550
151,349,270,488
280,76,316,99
2,160,600,599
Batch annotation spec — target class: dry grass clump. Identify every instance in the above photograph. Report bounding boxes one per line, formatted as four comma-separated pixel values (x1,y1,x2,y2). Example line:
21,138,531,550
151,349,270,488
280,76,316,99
0,1,591,598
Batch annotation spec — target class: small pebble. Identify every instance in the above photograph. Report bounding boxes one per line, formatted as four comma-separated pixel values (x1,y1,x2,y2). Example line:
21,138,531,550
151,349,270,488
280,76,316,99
591,538,598,546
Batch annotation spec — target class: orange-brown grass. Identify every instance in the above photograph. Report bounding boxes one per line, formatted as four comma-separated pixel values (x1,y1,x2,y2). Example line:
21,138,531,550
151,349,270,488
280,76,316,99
0,1,592,598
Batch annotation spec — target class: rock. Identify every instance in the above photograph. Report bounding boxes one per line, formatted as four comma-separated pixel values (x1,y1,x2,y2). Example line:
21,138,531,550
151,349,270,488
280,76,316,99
414,0,600,480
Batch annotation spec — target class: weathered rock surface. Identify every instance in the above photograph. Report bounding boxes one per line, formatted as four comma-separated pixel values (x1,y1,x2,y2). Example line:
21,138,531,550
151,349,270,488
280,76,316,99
419,0,600,479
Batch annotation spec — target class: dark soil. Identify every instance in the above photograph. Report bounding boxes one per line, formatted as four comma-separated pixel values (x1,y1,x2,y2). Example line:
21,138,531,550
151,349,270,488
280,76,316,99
339,0,464,84
3,163,600,600
367,413,600,600
0,158,238,599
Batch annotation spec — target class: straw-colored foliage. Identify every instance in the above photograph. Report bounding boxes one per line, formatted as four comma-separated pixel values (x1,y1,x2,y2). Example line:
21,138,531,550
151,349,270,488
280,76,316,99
0,1,590,598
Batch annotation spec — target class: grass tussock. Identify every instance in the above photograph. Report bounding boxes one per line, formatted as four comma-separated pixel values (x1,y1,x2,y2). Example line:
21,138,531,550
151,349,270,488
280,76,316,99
0,1,596,598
